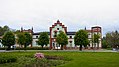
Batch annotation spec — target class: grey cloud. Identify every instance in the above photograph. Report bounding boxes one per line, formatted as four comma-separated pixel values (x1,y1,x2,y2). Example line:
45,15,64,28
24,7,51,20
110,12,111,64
0,0,119,36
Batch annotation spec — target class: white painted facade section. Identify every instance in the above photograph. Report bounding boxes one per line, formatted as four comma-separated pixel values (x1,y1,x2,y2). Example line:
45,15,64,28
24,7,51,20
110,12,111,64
51,24,66,38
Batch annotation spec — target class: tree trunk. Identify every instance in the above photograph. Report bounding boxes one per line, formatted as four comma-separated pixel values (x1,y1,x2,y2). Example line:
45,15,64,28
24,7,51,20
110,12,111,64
20,45,23,48
41,46,43,49
92,43,94,49
19,44,20,48
79,45,82,51
7,46,11,50
61,45,63,50
97,43,99,49
31,44,32,47
24,44,27,50
94,43,96,51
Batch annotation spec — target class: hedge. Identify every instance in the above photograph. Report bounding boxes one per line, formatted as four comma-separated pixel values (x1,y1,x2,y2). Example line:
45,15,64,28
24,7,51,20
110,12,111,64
0,56,17,64
0,47,49,50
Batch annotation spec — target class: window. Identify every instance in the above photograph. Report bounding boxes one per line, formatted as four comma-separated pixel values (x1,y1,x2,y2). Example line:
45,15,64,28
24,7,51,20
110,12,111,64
57,28,59,30
36,41,38,45
36,36,38,38
54,35,57,37
54,32,57,37
70,36,72,38
69,41,72,43
55,32,57,34
53,43,55,47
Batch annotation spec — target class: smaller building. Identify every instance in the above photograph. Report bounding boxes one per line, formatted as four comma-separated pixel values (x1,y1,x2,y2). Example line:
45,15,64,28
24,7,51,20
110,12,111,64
15,27,34,47
21,27,33,35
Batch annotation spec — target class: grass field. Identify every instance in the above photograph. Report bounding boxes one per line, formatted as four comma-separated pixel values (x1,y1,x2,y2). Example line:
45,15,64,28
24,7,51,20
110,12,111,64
0,51,119,67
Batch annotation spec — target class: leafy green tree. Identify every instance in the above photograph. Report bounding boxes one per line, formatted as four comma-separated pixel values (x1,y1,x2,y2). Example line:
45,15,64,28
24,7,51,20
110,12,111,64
17,32,25,48
105,30,119,49
0,25,10,36
102,37,108,48
1,31,15,50
3,26,10,31
24,32,32,49
93,34,100,43
38,32,49,48
56,31,68,50
92,33,100,49
74,30,89,51
14,30,21,34
105,32,112,47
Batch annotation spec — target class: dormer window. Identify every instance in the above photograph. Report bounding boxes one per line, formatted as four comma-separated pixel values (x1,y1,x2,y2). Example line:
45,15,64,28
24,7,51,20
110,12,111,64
70,36,72,38
36,36,38,38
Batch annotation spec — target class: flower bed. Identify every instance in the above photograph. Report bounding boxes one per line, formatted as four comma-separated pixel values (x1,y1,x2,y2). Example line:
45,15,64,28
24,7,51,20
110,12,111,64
24,53,67,67
34,53,44,59
26,58,66,67
0,52,70,67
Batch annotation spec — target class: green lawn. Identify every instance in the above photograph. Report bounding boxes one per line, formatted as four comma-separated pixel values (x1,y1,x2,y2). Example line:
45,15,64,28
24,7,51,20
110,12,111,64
0,51,119,67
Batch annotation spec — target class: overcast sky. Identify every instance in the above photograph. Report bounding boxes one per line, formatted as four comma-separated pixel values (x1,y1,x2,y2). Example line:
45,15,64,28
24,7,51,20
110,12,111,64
0,0,119,36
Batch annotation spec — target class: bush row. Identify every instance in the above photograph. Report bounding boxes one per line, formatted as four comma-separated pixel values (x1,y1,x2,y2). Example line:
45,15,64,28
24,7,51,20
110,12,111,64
45,55,64,60
15,47,49,50
0,47,49,50
0,56,17,64
0,48,6,50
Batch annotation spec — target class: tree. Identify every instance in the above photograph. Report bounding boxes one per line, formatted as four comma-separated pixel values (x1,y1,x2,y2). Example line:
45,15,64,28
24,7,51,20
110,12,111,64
3,26,10,32
105,32,112,47
38,32,49,48
74,30,89,51
102,37,108,48
17,32,25,48
1,31,15,50
24,32,32,49
14,30,21,34
56,31,68,50
93,34,100,43
112,31,119,48
92,34,100,49
105,31,119,49
0,25,10,36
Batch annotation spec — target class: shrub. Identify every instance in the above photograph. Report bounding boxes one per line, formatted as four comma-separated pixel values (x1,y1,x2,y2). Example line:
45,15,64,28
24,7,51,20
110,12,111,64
0,56,17,64
45,55,64,60
0,48,6,50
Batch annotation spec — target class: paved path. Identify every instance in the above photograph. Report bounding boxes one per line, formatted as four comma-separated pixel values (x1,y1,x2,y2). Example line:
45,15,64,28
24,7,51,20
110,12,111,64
0,50,13,52
0,49,118,53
